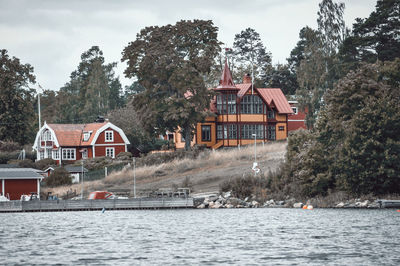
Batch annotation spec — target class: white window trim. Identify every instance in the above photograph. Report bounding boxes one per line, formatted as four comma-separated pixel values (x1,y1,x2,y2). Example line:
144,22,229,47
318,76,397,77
62,148,76,160
105,130,114,142
292,107,298,115
83,132,90,141
106,147,115,158
52,149,60,160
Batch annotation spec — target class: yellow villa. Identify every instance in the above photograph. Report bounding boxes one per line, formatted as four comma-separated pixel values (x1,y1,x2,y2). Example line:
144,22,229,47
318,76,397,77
173,62,293,149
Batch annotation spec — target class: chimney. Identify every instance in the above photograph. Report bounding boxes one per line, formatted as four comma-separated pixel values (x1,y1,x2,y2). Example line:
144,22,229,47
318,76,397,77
243,73,252,84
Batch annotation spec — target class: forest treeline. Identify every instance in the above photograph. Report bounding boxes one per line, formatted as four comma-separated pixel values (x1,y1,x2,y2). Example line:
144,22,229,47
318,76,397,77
1,0,399,194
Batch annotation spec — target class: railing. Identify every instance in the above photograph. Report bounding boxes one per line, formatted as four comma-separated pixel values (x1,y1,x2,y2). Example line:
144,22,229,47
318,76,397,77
0,198,194,212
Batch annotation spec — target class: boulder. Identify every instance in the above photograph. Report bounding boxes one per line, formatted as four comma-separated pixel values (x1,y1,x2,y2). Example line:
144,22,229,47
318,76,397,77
336,202,345,208
360,200,369,207
276,201,285,206
251,200,260,208
197,204,206,209
225,204,234,208
223,191,232,199
227,197,242,207
208,201,215,208
210,202,222,209
293,202,303,208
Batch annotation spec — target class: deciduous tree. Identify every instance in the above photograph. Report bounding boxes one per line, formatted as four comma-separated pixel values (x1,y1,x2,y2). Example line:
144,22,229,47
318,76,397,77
0,49,36,144
122,20,221,150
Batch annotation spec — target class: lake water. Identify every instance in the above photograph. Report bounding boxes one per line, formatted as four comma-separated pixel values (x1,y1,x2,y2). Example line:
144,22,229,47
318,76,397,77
1,208,399,265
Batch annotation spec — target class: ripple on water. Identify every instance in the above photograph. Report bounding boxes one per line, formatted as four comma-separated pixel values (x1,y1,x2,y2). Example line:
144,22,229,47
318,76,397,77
1,208,399,265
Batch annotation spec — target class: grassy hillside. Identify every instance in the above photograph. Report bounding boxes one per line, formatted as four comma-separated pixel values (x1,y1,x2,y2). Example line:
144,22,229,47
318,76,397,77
45,142,287,198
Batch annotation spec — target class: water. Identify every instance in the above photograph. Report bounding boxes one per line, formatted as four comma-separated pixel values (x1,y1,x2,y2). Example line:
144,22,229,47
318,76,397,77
1,208,399,265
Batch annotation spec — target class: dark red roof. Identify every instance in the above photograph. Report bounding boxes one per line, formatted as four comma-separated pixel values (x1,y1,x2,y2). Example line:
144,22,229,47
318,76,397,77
216,61,237,90
257,88,293,114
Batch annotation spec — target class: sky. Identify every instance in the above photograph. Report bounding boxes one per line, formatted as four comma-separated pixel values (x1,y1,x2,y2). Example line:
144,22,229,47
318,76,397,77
0,0,377,92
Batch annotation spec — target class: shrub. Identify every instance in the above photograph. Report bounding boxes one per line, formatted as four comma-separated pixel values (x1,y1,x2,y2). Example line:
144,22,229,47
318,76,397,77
220,173,268,200
45,168,72,187
35,158,57,170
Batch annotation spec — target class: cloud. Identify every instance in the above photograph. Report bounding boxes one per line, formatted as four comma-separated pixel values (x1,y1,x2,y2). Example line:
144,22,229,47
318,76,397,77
0,0,377,91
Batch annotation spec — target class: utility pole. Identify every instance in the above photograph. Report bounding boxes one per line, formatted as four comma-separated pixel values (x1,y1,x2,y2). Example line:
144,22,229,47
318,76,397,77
81,160,84,200
37,84,42,131
133,158,137,198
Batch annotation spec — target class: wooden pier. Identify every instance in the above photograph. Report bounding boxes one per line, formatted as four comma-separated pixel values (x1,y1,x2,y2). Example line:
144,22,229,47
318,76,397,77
0,198,194,213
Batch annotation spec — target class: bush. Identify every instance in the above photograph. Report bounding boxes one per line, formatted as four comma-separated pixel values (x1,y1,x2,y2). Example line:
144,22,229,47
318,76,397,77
35,158,57,170
220,173,268,200
44,168,72,187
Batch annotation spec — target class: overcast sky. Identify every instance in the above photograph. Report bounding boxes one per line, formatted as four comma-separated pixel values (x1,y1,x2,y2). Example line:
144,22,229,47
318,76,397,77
1,0,377,91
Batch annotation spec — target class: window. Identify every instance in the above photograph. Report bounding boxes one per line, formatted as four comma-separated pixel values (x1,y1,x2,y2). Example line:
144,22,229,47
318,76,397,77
105,130,114,142
62,148,76,160
201,126,211,141
106,147,115,158
240,95,263,114
83,132,90,141
46,149,52,159
217,125,223,139
240,124,264,139
267,125,276,140
82,149,88,159
217,94,237,114
229,124,237,139
279,126,285,131
52,149,59,160
40,150,44,160
41,130,52,141
292,107,298,115
267,110,275,119
227,94,237,114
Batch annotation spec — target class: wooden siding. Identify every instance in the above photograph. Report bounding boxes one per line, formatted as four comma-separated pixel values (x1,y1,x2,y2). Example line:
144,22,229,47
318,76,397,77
95,128,125,145
3,179,37,200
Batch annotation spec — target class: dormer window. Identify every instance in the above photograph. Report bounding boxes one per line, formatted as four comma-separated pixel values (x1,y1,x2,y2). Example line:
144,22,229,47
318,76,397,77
105,130,114,142
83,132,90,141
41,130,52,141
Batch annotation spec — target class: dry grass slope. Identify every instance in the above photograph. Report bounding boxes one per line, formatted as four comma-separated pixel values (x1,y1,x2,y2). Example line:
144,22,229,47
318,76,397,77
46,142,287,198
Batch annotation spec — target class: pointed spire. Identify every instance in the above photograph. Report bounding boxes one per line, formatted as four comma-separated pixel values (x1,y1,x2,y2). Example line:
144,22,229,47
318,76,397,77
216,60,237,90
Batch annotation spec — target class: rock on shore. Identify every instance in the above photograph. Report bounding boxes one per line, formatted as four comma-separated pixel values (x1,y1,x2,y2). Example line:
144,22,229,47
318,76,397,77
193,192,382,209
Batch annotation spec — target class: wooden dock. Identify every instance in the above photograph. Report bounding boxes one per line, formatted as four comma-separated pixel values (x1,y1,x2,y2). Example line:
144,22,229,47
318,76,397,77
376,199,400,208
0,198,194,213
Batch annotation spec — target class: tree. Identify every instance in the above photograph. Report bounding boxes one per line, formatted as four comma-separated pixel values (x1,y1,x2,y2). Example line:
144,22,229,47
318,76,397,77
233,28,272,87
54,46,123,123
265,63,298,95
45,168,72,187
0,49,36,145
296,0,346,128
122,20,221,150
277,60,400,197
338,0,400,72
296,28,326,128
107,100,154,153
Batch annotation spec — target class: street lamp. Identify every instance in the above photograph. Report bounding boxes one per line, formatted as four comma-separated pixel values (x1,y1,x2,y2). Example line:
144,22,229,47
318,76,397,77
252,133,258,176
133,158,137,198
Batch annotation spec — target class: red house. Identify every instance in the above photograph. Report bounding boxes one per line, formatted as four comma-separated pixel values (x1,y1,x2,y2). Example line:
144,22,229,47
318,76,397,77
287,100,307,131
0,168,43,200
33,121,130,165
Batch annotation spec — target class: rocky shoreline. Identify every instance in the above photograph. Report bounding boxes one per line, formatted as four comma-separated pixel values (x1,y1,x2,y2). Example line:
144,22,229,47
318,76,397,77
194,192,383,209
